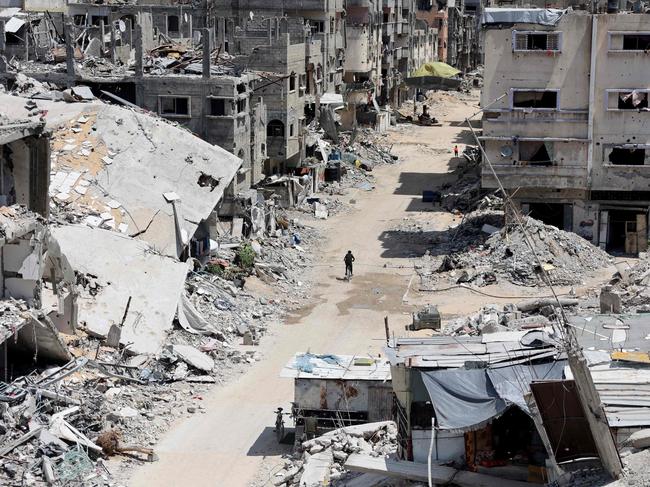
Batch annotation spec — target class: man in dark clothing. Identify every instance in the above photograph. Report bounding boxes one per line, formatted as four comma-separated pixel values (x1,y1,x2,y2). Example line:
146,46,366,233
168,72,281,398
344,251,355,278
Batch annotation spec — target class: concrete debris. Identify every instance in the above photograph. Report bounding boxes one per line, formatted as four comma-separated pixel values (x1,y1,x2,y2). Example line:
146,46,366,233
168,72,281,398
419,214,613,288
276,422,399,487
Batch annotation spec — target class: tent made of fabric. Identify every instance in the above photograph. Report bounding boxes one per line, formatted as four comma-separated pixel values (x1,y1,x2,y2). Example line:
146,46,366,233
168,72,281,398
411,62,461,79
420,361,566,432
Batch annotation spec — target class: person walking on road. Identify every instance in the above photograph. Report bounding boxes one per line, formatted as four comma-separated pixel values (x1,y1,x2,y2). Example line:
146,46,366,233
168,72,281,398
344,251,355,279
453,145,459,158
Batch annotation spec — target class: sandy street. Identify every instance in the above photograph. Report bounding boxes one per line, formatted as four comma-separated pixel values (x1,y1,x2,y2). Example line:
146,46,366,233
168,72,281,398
126,92,610,487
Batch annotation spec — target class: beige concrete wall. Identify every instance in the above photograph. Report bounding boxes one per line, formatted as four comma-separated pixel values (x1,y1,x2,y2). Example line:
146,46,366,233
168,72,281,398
481,13,591,111
591,14,650,191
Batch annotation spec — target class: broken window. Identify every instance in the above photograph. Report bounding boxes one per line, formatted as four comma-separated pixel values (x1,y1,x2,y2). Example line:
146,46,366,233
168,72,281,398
159,96,190,117
91,15,109,26
236,83,246,94
289,75,296,92
514,32,561,51
518,141,554,166
310,21,325,34
608,147,647,165
237,99,246,113
512,90,558,109
267,120,284,137
167,15,180,35
616,91,648,110
290,124,294,137
623,34,650,50
209,98,226,116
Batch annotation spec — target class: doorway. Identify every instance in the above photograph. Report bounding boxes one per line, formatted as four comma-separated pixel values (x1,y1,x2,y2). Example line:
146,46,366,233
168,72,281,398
602,209,648,255
523,202,569,230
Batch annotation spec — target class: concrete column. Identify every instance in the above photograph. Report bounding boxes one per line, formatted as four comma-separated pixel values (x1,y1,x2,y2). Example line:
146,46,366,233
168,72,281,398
64,21,75,88
110,19,116,63
134,24,143,77
0,20,6,74
202,28,211,79
134,23,144,106
29,135,51,218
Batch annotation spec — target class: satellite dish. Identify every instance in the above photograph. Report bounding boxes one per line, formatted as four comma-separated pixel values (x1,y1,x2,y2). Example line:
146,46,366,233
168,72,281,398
184,13,189,22
500,145,513,158
118,20,126,32
249,11,254,20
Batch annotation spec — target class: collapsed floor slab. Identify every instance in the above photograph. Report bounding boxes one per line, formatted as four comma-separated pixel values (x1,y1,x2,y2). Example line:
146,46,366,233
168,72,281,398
50,225,189,355
0,94,242,258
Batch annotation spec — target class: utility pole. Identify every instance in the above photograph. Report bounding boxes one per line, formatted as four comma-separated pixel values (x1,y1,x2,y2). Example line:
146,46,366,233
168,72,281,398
566,333,623,478
465,97,623,480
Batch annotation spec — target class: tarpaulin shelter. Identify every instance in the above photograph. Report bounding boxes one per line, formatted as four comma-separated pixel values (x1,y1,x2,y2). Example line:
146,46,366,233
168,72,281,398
419,361,566,432
410,62,461,79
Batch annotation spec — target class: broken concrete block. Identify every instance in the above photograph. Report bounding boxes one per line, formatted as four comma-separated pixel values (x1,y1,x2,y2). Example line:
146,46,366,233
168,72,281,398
171,344,214,372
625,428,650,449
107,406,139,423
600,286,622,314
299,450,332,487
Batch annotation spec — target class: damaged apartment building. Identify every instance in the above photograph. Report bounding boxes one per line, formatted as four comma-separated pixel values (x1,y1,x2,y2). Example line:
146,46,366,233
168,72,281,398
481,8,650,255
0,0,441,199
0,8,267,194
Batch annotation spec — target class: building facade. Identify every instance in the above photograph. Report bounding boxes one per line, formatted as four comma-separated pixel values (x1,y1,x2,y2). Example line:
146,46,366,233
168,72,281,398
482,10,650,254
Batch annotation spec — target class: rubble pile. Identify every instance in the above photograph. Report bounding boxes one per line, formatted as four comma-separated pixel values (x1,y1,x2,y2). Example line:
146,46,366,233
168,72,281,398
443,299,579,336
271,422,398,486
440,146,503,213
428,216,613,288
607,257,650,312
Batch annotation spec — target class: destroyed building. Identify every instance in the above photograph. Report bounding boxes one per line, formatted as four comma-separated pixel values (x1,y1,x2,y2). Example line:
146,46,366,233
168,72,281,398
213,0,346,95
0,114,50,216
416,0,481,73
0,15,267,192
481,9,650,255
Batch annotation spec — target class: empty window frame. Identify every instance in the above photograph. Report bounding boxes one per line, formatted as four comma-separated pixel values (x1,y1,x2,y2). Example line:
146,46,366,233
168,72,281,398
310,21,325,34
608,146,649,165
607,90,650,111
289,75,296,92
511,90,559,110
208,98,226,116
290,124,294,137
267,120,284,137
237,98,246,113
167,15,180,35
609,32,650,51
159,96,190,117
518,141,554,166
513,31,561,52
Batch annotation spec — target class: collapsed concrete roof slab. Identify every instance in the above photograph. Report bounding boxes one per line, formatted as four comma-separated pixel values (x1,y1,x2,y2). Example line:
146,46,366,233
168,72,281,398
0,117,45,145
50,225,189,355
0,94,242,258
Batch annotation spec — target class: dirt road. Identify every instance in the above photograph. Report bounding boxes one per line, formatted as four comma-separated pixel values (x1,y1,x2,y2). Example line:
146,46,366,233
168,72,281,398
127,93,608,487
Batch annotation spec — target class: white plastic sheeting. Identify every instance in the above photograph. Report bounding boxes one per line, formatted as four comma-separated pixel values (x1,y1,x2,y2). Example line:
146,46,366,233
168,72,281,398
481,8,566,26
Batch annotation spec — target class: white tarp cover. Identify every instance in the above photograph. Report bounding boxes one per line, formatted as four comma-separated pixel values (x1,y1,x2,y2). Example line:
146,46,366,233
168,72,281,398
50,225,189,355
481,8,566,26
420,361,566,432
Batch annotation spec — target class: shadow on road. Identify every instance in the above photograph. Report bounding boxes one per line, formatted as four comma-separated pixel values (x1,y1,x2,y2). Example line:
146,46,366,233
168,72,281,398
246,427,294,457
377,212,504,258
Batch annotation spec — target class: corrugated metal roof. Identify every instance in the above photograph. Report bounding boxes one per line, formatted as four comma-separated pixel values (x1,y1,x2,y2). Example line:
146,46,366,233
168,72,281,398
387,331,558,369
281,353,391,381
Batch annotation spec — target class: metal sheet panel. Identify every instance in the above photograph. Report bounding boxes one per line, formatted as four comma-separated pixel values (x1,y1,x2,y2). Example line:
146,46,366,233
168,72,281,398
531,380,599,463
